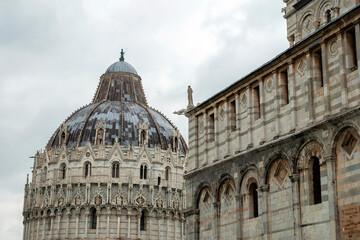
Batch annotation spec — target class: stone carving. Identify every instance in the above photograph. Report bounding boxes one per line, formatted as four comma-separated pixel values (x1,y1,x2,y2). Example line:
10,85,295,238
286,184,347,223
154,188,165,208
41,190,50,208
265,78,273,92
112,186,127,206
344,0,354,7
240,93,247,108
187,85,194,109
133,186,147,207
72,184,85,206
219,106,225,121
198,116,204,133
302,15,315,38
329,39,339,56
297,59,307,76
172,191,180,210
55,187,66,207
91,183,105,206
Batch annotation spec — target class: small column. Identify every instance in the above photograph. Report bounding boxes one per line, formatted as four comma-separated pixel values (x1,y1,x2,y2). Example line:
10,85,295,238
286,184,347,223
166,213,169,239
204,111,209,166
289,174,302,240
259,79,266,143
36,216,40,240
259,184,270,240
106,208,110,238
149,214,152,239
66,210,70,239
42,217,46,240
338,32,349,108
137,212,141,239
22,219,27,240
127,211,131,239
355,23,360,75
306,52,315,123
158,214,162,239
321,42,331,116
49,213,55,239
213,202,220,240
75,211,79,238
288,61,297,132
117,213,121,238
57,214,61,239
325,155,341,240
246,86,253,148
85,211,89,238
173,216,176,239
235,194,242,239
181,218,185,240
96,210,100,238
214,104,219,160
273,71,281,138
235,91,242,152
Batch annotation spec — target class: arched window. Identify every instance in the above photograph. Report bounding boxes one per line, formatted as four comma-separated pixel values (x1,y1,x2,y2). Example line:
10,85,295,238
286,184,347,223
165,167,170,181
311,157,322,204
96,129,104,145
326,9,331,23
140,210,146,231
249,182,259,218
46,210,51,231
112,163,119,178
140,164,147,179
140,130,146,146
90,208,97,229
60,164,66,179
60,132,66,146
85,162,91,178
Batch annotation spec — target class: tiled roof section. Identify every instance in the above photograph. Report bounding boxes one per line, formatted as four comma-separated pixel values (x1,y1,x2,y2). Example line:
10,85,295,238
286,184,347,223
47,101,186,153
92,73,147,106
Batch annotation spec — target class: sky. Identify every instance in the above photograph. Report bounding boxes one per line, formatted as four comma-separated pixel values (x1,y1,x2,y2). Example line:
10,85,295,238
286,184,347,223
0,0,288,239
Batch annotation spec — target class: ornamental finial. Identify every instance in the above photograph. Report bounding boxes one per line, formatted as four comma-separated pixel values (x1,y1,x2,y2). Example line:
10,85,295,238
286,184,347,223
120,49,125,61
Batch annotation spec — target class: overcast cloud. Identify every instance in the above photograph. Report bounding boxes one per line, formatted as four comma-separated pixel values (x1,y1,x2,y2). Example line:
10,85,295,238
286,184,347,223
0,0,287,239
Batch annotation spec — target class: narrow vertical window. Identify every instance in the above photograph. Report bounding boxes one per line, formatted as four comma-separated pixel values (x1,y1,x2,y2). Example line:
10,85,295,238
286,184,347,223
60,132,66,146
61,164,66,179
314,48,324,88
112,163,119,178
253,85,261,119
144,165,147,179
97,129,104,145
209,113,215,141
140,210,146,231
326,10,331,23
140,165,144,179
90,208,97,229
280,69,289,105
140,130,146,146
249,182,259,218
312,157,322,204
347,28,358,70
174,137,178,152
158,176,161,186
47,210,51,231
85,163,91,178
230,100,236,131
165,167,170,181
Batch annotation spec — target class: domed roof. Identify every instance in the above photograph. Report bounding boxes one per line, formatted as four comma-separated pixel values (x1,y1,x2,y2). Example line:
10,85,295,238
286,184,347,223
47,53,187,154
105,60,138,75
47,101,186,153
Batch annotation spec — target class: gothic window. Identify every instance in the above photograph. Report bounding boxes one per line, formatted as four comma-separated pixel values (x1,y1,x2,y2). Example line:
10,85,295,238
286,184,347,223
60,163,66,179
140,164,147,179
112,162,119,178
165,167,170,181
249,182,259,218
47,210,51,231
140,210,146,231
85,162,92,178
140,130,146,146
326,10,331,23
158,176,161,186
60,132,66,146
96,128,104,145
90,208,97,229
311,157,322,204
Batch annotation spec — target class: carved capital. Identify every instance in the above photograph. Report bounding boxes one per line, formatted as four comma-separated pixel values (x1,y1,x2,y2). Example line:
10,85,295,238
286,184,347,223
259,184,269,192
323,155,336,163
184,209,199,217
289,174,300,182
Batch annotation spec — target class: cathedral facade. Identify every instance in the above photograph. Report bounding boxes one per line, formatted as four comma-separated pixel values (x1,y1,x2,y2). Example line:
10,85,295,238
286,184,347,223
22,54,187,239
185,1,360,240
